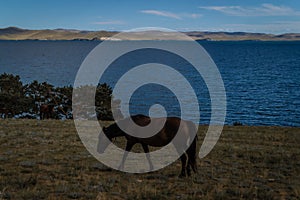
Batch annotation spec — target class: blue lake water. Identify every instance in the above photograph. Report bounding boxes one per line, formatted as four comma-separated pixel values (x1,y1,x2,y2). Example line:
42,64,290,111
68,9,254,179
0,40,300,126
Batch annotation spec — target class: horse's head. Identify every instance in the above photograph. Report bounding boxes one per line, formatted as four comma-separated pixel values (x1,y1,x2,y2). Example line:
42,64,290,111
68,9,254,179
97,123,123,153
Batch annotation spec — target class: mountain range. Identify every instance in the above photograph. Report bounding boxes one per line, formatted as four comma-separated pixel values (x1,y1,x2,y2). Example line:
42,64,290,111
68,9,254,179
1,27,300,41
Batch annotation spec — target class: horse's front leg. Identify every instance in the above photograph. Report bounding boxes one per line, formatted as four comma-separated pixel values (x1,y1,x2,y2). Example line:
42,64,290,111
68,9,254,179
179,154,187,178
141,143,154,171
119,140,135,170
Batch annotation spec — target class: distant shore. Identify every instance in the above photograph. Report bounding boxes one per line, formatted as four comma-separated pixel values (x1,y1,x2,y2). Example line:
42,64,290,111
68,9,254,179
1,27,300,41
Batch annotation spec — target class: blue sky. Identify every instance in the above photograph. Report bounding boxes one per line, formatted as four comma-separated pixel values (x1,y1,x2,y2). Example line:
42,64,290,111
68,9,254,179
1,0,300,33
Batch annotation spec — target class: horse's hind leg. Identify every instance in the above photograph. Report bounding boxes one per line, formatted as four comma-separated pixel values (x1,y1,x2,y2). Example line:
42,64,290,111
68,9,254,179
179,154,187,178
141,143,154,170
188,158,197,174
187,153,197,175
186,157,192,176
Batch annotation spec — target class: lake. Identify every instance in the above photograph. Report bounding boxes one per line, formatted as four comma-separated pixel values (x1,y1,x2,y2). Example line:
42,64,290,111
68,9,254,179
0,40,299,126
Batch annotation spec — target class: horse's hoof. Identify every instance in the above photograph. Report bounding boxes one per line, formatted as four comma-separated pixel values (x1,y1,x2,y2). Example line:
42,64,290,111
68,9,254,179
118,165,124,171
149,165,154,171
178,173,186,178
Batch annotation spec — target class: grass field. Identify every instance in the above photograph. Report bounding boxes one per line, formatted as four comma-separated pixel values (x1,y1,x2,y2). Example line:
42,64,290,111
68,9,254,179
0,119,299,199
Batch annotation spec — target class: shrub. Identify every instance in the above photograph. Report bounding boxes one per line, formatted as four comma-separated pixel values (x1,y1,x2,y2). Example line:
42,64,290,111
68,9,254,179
0,73,120,120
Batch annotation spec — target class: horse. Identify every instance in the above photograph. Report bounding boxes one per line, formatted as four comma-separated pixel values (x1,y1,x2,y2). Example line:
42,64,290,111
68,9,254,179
98,114,198,177
39,104,55,120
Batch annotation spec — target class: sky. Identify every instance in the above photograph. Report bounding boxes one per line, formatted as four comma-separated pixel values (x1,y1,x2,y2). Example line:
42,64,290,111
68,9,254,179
1,0,300,34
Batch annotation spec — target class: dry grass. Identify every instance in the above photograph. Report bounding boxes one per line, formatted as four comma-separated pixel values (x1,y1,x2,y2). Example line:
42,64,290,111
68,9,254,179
0,119,299,199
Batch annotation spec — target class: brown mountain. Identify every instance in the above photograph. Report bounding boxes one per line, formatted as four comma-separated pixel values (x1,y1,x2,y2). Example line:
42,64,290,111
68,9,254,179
0,27,116,40
1,27,300,41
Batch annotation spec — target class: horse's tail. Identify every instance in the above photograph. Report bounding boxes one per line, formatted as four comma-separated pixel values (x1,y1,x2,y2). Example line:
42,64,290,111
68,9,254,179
187,122,198,173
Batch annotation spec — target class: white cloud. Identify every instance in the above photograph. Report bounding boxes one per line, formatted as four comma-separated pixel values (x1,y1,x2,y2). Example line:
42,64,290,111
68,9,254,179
182,13,202,19
140,10,182,19
93,20,125,25
199,4,300,16
140,10,202,20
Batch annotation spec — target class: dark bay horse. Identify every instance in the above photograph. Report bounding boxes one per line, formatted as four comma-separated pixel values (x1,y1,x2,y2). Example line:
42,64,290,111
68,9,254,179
40,104,55,120
98,115,198,177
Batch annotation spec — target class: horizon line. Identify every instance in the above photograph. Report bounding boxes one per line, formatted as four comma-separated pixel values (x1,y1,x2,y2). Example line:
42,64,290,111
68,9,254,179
1,26,300,35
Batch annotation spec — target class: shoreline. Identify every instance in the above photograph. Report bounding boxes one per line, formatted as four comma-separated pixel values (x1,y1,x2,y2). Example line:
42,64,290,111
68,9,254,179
1,39,300,42
1,118,300,128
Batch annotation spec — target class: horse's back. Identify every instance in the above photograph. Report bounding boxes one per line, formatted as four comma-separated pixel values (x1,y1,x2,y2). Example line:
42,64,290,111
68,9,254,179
131,114,151,126
127,115,195,147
